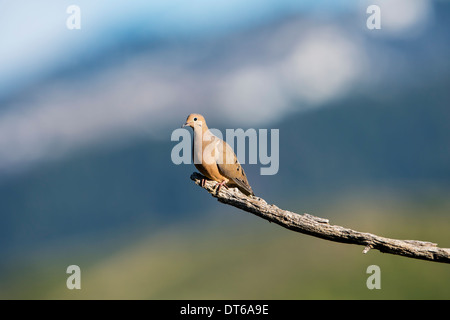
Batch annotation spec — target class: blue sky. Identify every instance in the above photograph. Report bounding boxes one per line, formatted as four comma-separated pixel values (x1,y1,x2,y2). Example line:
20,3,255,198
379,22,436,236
0,0,355,99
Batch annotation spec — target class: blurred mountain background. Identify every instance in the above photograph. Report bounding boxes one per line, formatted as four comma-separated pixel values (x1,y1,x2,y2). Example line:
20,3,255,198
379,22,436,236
0,0,449,299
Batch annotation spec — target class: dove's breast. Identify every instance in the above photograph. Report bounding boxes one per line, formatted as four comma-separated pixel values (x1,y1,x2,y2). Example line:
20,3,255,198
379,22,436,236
192,127,228,183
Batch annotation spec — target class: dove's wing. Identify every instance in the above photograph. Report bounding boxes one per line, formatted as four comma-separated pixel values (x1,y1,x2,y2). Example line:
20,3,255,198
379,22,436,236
215,139,254,196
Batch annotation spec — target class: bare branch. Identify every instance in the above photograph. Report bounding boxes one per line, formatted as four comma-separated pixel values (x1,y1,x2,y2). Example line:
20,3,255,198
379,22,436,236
190,172,450,264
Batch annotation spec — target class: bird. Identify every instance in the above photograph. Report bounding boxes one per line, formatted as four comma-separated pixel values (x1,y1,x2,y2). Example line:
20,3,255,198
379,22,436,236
182,113,254,196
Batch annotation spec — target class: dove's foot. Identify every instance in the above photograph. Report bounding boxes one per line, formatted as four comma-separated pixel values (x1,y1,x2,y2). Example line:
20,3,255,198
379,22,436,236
215,181,228,194
201,178,206,188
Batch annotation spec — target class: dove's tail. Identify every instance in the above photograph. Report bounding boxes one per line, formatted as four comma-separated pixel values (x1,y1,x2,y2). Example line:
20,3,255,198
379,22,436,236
233,178,254,196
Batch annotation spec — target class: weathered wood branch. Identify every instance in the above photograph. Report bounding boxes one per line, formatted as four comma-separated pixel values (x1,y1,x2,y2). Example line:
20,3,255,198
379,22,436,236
190,172,450,264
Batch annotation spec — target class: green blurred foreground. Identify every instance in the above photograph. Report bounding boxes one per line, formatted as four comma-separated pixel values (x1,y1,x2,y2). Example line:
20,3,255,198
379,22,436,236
1,195,449,300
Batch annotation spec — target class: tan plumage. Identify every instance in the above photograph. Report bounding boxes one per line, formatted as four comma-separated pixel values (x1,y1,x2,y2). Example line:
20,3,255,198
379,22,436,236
183,113,254,196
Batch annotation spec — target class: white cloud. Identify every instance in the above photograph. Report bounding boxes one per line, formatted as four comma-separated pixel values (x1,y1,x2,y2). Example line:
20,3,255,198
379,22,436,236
215,25,367,125
382,0,432,34
281,27,365,104
361,0,433,37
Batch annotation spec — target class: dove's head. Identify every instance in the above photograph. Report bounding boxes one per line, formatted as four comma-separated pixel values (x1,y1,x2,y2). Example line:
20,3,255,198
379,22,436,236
182,113,207,130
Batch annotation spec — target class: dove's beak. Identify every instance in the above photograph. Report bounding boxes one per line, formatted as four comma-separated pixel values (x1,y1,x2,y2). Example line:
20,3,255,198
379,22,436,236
182,121,192,128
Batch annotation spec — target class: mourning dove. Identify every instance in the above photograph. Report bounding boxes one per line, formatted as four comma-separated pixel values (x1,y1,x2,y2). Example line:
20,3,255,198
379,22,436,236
182,113,254,196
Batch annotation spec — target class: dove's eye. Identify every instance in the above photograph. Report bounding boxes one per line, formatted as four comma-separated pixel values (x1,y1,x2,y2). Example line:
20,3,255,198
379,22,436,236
193,117,198,121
